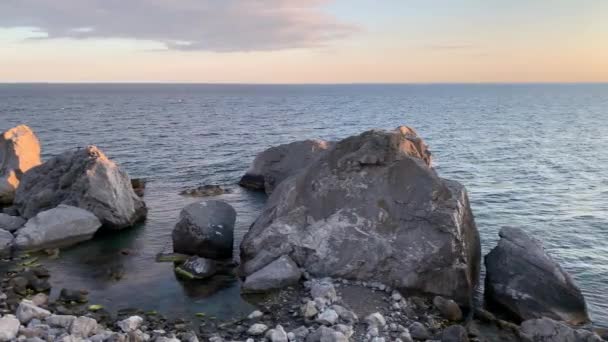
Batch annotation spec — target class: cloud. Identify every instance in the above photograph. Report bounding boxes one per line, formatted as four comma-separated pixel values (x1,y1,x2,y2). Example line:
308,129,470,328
0,0,357,52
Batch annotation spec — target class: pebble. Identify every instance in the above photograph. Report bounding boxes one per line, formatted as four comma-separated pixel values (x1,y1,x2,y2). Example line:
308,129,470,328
247,323,268,336
364,312,386,328
316,309,339,326
267,325,288,342
117,316,144,333
247,310,263,320
409,322,430,340
301,301,318,319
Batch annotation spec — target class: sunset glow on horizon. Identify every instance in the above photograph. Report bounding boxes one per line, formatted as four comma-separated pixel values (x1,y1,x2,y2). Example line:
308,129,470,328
1,0,607,83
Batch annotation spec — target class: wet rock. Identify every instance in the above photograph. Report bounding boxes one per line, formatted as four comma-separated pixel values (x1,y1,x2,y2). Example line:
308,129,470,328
179,185,228,197
69,316,98,338
14,205,102,251
16,300,51,324
240,127,480,307
315,309,338,325
239,139,334,194
247,323,268,336
175,257,217,280
172,200,235,259
409,322,430,340
242,255,301,293
59,289,89,303
117,316,144,333
441,325,468,342
520,317,602,342
0,125,42,204
0,314,20,341
131,178,146,197
155,252,189,263
433,296,463,321
0,229,13,256
0,213,25,232
14,145,147,229
485,227,590,324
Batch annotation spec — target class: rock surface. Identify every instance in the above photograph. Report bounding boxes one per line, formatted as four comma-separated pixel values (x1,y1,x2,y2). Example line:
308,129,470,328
14,205,102,251
0,229,13,256
175,256,218,280
239,139,334,194
0,314,20,341
172,200,236,259
520,317,603,342
14,146,147,230
0,125,42,204
240,127,480,306
485,227,590,324
179,185,228,197
242,255,302,293
0,213,26,232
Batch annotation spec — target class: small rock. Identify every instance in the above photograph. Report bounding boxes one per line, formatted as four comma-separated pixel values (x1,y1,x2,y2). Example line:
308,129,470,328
31,293,48,307
371,338,385,342
310,280,338,303
330,305,358,324
247,310,263,320
409,322,430,340
400,329,414,342
307,326,347,342
46,315,76,329
247,323,268,336
0,314,20,341
291,326,309,341
69,316,98,338
433,296,463,321
316,309,338,326
441,325,468,342
117,316,144,333
267,325,288,342
364,312,386,328
334,324,353,338
179,185,227,197
392,292,403,301
16,300,51,324
175,257,217,280
301,301,318,319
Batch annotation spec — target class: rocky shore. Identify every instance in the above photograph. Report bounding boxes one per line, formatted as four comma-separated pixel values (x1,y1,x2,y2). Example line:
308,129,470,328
1,124,606,341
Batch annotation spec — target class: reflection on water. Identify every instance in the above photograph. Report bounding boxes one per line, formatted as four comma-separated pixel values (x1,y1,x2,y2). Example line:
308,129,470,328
0,83,606,326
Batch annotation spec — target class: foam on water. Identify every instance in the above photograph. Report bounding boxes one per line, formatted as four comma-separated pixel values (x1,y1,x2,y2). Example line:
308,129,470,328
1,83,607,326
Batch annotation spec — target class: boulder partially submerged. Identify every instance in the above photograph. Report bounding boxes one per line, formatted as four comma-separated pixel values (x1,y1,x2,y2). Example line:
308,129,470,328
240,126,480,306
484,227,590,325
14,205,102,251
172,200,236,259
14,146,147,230
0,125,42,204
239,139,334,194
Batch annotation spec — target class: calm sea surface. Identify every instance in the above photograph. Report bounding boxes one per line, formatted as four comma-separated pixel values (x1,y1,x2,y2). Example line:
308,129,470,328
1,84,607,326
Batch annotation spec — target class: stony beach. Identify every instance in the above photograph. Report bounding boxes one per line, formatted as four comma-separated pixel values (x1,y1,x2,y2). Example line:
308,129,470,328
1,124,607,342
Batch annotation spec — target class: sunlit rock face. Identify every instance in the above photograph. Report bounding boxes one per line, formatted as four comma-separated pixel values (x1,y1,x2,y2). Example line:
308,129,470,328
0,125,42,204
14,146,147,230
240,126,480,307
239,139,334,194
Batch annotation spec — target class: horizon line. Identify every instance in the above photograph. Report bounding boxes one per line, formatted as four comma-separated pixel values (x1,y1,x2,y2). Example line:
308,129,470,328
1,81,608,86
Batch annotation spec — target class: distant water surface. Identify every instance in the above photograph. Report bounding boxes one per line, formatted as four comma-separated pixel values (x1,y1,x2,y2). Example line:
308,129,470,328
1,84,607,326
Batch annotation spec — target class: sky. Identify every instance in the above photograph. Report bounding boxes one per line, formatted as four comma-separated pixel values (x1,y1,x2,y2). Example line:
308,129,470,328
0,0,607,83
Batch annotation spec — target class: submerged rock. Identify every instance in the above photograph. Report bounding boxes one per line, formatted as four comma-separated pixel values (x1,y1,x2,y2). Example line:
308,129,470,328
485,227,590,325
0,213,26,232
14,205,102,251
179,185,228,197
240,126,480,306
239,139,334,194
0,125,42,205
131,178,146,197
172,200,236,259
175,256,218,280
242,255,301,293
14,146,147,230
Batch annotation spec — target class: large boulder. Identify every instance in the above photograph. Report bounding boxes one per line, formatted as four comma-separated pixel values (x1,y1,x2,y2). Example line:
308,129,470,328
0,125,42,204
0,228,14,256
239,139,334,194
240,126,480,306
242,255,302,293
484,227,589,325
172,200,236,259
0,213,25,232
14,146,147,229
14,205,102,251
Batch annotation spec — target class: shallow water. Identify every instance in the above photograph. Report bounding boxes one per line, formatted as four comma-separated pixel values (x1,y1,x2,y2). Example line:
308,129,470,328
1,83,607,326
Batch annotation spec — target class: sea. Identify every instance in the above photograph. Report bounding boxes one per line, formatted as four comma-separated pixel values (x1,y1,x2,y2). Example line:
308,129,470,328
1,83,607,327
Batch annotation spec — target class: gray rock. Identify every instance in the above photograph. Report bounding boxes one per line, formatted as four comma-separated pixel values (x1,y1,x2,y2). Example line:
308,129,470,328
485,227,590,324
315,309,338,326
0,213,25,232
247,323,268,336
306,326,348,342
520,317,603,342
117,316,143,333
31,293,48,307
14,146,147,229
365,312,386,328
309,280,338,303
334,324,353,338
331,305,358,324
69,316,98,338
301,301,318,319
409,322,430,340
172,200,235,259
0,229,13,256
239,139,334,194
175,256,217,280
247,310,263,320
0,125,42,204
16,300,51,324
400,329,414,342
433,296,463,321
242,255,301,293
14,205,101,251
441,325,468,342
291,326,310,341
0,314,20,342
240,127,480,307
267,325,289,342
46,315,76,329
